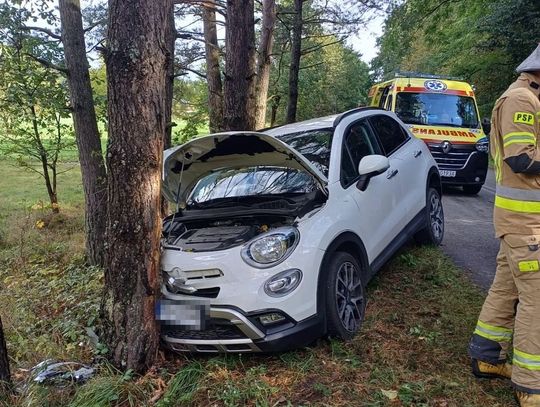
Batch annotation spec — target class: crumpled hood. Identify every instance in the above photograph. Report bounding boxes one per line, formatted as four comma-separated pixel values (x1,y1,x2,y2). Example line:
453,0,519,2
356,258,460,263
162,132,328,203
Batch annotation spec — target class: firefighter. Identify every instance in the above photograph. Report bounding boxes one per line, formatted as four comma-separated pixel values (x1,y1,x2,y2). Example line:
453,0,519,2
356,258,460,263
468,44,540,406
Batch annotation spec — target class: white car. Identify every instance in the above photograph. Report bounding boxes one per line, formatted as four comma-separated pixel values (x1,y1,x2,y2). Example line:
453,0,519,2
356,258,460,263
157,108,444,353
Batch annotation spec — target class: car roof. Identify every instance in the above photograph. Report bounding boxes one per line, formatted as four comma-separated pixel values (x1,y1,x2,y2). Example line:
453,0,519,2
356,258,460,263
262,115,338,136
262,107,387,136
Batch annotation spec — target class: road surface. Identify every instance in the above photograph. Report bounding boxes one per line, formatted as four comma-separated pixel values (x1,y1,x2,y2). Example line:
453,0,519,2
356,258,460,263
441,169,499,290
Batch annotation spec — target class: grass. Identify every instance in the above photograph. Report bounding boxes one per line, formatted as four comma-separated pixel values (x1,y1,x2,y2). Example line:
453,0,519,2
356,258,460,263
0,158,516,406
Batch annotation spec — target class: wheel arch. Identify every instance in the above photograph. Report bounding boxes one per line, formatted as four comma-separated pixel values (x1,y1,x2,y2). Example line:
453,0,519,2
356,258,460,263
316,231,370,332
427,166,442,196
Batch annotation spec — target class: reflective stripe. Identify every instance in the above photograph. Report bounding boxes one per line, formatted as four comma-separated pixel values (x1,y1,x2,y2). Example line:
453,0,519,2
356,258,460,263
494,149,502,183
473,320,512,342
502,132,536,148
496,185,540,202
503,131,536,140
514,348,540,371
495,195,540,213
503,135,537,148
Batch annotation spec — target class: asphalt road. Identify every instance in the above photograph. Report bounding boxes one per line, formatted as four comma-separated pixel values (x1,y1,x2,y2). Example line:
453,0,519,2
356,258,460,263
441,169,499,290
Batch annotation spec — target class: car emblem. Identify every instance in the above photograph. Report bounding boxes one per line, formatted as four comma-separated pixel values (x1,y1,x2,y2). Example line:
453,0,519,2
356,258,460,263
441,141,452,154
424,80,447,92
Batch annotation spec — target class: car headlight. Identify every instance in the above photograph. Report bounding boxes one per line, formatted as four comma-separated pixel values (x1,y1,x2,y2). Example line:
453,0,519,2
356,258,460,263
476,137,489,153
241,227,299,268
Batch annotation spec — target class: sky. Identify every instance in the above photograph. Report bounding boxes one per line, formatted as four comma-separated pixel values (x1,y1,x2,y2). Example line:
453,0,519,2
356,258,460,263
349,14,385,64
77,0,385,67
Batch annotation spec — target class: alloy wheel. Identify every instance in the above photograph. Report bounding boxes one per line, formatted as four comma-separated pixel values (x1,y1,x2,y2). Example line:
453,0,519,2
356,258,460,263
430,192,444,241
335,261,364,332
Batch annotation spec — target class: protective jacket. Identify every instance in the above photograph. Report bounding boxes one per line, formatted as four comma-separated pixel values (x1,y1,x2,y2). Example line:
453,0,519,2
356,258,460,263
469,68,540,395
492,72,540,237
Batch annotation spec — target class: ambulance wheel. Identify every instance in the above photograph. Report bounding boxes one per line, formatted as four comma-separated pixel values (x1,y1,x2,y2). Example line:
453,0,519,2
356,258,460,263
463,184,482,195
414,187,444,246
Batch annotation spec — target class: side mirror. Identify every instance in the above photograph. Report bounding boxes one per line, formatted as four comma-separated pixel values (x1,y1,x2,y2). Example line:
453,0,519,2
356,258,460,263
481,118,491,137
356,155,390,191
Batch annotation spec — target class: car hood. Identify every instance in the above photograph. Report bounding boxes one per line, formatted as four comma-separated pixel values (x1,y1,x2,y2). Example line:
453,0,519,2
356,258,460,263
162,132,328,203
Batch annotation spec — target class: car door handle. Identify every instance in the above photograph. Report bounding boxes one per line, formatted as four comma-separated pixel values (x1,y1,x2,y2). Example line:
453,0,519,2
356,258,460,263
386,169,399,179
414,150,422,158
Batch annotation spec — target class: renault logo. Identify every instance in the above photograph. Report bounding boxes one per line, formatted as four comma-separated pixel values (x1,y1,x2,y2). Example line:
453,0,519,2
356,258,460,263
441,141,452,154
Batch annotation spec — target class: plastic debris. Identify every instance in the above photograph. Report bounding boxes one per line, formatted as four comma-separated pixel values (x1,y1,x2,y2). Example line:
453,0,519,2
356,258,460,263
31,359,94,386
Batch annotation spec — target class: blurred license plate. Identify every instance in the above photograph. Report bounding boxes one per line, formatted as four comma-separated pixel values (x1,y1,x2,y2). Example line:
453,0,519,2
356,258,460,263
440,170,456,177
155,299,209,330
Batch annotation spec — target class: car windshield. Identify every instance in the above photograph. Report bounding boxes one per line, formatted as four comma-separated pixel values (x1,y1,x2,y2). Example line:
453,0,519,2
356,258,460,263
275,129,333,176
395,92,479,128
188,166,318,205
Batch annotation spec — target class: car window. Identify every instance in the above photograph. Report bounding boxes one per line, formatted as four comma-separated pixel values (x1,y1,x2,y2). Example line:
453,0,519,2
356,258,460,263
341,120,381,187
275,129,333,176
368,114,409,156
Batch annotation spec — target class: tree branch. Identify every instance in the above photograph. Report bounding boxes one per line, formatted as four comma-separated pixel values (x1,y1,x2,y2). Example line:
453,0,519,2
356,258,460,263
84,19,107,33
300,38,343,56
24,53,69,75
21,25,62,40
174,67,207,79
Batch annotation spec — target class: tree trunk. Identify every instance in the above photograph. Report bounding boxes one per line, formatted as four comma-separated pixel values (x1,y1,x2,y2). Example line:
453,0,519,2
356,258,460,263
0,317,10,388
285,0,303,124
202,0,224,132
161,5,175,217
164,6,175,150
223,0,256,131
59,0,107,266
254,0,276,130
102,0,172,373
270,94,280,127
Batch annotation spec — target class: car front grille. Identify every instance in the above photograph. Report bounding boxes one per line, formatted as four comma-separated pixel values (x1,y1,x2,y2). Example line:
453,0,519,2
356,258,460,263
428,144,474,170
163,318,247,340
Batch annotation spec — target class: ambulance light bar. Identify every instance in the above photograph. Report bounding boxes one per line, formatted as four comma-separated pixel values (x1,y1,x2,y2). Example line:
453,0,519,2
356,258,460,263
394,71,463,81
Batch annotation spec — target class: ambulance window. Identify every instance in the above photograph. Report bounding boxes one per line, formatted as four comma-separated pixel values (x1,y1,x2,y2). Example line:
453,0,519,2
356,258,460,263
379,86,390,108
385,94,393,111
341,119,382,187
369,114,409,156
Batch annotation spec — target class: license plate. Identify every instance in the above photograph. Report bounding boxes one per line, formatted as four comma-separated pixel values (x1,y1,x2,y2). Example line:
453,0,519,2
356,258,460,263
155,299,209,330
440,170,456,177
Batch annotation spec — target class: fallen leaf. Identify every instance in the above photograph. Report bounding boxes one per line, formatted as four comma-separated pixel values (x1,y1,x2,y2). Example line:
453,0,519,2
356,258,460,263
381,389,398,400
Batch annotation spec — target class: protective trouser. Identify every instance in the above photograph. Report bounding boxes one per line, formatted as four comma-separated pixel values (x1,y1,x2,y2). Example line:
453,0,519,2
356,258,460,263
469,234,540,393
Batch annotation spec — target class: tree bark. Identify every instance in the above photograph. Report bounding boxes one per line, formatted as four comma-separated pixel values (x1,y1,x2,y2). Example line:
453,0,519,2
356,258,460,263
164,5,175,150
102,0,172,373
254,0,276,130
161,5,175,217
285,0,303,124
59,0,107,266
202,0,224,132
0,316,11,389
223,0,256,131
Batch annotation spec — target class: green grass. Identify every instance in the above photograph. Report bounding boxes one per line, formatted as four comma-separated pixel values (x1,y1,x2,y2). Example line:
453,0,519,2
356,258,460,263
0,158,83,214
0,158,516,406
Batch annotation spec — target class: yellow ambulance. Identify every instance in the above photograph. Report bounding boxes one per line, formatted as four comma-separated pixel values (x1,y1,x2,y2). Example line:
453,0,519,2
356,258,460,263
368,72,489,194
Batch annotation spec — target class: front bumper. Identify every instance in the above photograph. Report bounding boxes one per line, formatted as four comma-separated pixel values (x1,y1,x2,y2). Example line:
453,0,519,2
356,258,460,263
427,143,488,186
161,306,323,353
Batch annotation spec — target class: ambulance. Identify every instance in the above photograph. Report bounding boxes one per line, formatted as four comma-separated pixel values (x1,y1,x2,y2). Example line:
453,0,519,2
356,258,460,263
368,72,489,194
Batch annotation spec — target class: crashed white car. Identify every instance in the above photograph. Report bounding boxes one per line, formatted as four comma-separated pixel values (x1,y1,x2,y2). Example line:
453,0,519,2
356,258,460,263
157,108,444,353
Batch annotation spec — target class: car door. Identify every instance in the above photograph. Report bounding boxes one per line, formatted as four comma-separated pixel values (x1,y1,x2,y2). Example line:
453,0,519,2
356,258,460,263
340,118,401,260
368,114,423,233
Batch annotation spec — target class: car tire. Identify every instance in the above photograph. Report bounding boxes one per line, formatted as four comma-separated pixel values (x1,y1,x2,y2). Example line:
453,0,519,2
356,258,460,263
324,252,366,340
463,184,482,195
414,187,444,246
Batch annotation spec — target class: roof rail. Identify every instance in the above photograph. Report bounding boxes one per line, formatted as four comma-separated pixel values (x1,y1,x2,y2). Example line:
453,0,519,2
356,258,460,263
394,71,463,81
333,107,385,127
